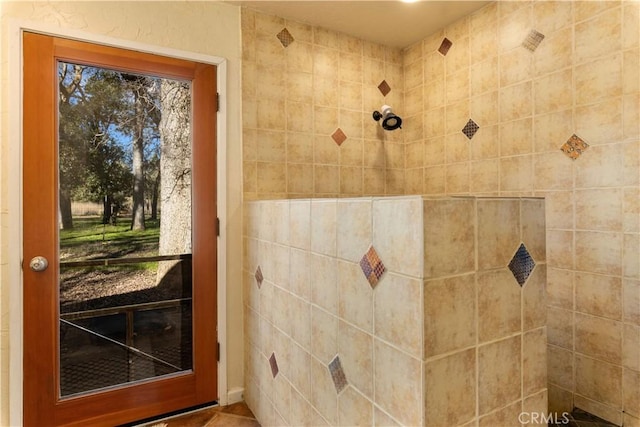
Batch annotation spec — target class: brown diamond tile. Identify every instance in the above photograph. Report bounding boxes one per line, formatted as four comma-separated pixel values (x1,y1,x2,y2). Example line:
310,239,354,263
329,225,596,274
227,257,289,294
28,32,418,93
378,80,391,96
560,134,589,160
332,128,347,146
522,29,545,52
359,246,386,288
269,352,279,378
328,355,348,394
438,37,453,56
276,28,294,48
462,119,479,140
255,266,263,289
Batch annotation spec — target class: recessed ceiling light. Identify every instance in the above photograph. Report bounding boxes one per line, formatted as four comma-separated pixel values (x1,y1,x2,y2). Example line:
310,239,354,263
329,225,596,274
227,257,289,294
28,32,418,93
401,0,419,3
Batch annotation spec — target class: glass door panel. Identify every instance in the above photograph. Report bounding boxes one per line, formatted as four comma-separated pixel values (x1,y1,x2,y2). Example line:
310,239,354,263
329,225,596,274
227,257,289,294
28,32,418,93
57,62,193,397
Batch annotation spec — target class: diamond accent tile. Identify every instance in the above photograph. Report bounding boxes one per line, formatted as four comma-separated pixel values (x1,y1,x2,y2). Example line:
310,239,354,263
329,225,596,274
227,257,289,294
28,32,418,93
462,119,479,140
378,80,391,96
332,128,347,146
508,243,536,287
560,134,589,160
359,246,386,288
276,28,294,48
438,37,453,56
522,29,545,52
255,266,263,289
328,355,347,394
269,352,279,378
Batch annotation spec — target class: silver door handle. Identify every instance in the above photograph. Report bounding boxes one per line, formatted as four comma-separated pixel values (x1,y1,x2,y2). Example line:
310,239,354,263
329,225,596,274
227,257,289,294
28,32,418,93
29,256,49,272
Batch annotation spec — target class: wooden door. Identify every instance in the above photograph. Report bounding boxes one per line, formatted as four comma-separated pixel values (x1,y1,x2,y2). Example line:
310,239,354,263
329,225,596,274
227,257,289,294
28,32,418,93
22,32,218,426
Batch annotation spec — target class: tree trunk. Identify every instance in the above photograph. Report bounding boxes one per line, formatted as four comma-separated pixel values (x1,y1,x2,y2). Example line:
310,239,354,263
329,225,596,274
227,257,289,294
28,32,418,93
157,80,191,286
130,87,146,231
150,167,160,221
59,190,73,229
102,194,112,225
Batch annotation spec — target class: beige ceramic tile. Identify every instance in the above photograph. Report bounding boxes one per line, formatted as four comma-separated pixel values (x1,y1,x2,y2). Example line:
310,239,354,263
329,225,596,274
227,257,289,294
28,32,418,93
310,253,338,315
575,354,623,408
575,231,622,276
624,279,640,326
547,384,573,417
520,198,546,261
624,233,640,280
470,125,499,160
498,5,533,53
373,408,400,427
575,313,622,364
575,144,627,189
477,199,520,270
522,390,549,426
424,348,476,426
546,267,574,309
372,197,423,278
573,395,622,427
424,165,446,195
577,53,623,106
289,295,312,352
310,305,338,365
470,159,500,194
290,248,311,301
532,109,573,153
500,47,532,87
310,357,338,425
338,386,373,427
424,273,476,358
533,27,573,77
574,98,623,146
446,133,471,164
500,81,532,122
478,401,522,427
622,186,639,232
470,23,498,65
310,200,337,256
425,107,446,138
547,306,574,350
500,118,533,157
338,320,373,399
375,272,423,358
548,344,574,391
523,327,547,396
538,191,574,230
257,161,287,195
289,200,311,250
423,198,475,278
624,368,640,418
446,162,471,194
470,90,499,127
534,69,573,115
478,268,522,342
623,324,640,371
337,260,373,333
575,272,622,320
500,154,533,193
625,414,640,427
523,265,547,331
289,342,312,398
574,7,621,64
532,152,569,192
478,335,522,415
575,188,623,232
447,68,470,104
339,167,363,196
424,50,445,83
471,56,499,96
623,49,639,94
374,339,422,427
445,36,469,76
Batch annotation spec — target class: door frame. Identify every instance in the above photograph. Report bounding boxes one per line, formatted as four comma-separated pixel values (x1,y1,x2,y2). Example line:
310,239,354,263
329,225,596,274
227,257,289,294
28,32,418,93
6,20,229,426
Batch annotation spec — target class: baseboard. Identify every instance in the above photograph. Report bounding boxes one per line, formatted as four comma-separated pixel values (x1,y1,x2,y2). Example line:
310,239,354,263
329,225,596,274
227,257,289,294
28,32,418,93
227,387,244,404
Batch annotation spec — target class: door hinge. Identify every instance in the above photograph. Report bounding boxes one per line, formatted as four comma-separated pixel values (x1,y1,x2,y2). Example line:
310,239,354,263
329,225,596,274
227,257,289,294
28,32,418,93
216,217,220,236
216,92,220,112
217,342,220,362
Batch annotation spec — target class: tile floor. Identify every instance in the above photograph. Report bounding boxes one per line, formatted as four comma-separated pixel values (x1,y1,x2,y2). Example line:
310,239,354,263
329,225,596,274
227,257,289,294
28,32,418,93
139,402,260,427
548,408,619,427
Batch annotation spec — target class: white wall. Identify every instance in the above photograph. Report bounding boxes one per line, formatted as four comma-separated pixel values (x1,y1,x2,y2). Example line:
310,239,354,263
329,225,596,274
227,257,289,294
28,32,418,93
0,2,244,425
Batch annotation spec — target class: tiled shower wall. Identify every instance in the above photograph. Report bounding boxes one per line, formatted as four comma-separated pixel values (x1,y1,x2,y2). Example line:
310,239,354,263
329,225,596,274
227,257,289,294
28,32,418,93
241,9,405,200
401,2,639,425
243,196,547,426
241,2,640,425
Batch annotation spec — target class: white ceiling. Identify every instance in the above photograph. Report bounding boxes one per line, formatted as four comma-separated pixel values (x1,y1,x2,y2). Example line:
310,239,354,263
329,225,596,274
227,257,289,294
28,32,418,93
225,1,491,49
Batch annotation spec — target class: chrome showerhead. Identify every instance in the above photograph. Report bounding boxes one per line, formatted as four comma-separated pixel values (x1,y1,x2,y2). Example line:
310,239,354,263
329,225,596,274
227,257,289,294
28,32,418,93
372,105,402,131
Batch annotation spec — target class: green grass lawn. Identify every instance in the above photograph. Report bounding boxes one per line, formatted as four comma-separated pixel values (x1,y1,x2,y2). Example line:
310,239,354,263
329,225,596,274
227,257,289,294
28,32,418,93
60,216,160,261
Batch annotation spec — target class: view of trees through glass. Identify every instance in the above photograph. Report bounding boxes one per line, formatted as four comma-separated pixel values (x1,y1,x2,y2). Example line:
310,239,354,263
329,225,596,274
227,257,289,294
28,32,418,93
57,61,194,397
